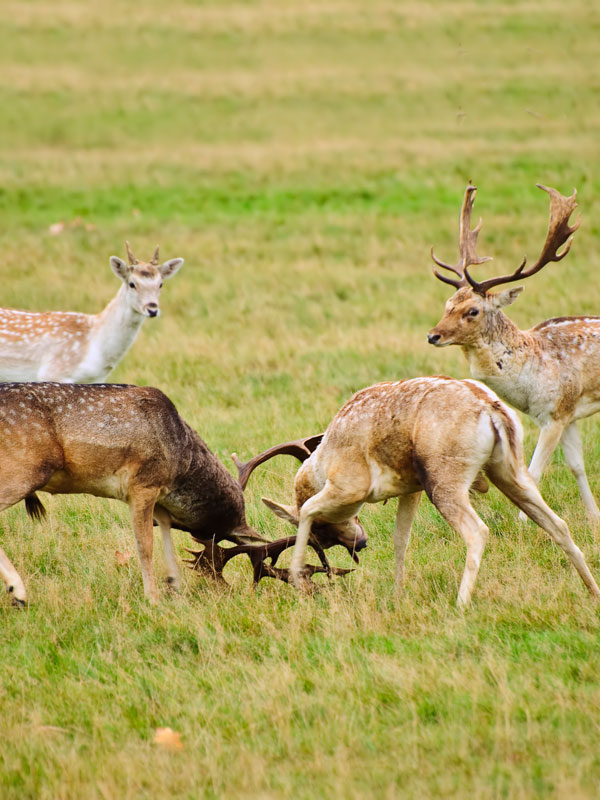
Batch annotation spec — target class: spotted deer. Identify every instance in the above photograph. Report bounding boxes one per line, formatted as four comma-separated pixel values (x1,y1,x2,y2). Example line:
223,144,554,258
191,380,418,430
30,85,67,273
0,242,183,383
0,383,359,606
427,183,600,526
250,377,599,605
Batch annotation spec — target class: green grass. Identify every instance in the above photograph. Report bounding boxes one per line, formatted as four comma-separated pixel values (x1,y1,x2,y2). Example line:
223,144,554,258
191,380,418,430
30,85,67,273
1,1,600,797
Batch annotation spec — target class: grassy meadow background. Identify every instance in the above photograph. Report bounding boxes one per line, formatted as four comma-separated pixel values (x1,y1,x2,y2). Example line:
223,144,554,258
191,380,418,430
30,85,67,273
2,1,600,797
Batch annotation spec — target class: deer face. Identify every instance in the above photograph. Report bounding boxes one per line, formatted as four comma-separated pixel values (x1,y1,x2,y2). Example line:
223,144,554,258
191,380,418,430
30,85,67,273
110,246,183,318
262,498,368,559
427,286,523,347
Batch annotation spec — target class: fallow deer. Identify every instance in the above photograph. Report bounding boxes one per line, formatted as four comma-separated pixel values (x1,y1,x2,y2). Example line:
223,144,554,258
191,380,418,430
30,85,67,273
0,242,183,383
427,183,600,526
252,377,600,605
0,383,358,606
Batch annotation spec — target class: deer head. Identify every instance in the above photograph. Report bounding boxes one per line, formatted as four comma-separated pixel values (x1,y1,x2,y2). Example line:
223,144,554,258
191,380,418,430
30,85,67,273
427,183,580,347
110,242,183,318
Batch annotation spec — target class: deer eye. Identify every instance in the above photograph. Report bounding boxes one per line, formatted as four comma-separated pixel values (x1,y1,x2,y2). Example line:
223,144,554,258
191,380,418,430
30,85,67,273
466,308,479,318
128,282,136,289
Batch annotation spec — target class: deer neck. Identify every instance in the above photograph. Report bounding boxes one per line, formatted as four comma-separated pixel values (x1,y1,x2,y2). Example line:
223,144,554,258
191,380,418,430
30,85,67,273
85,286,145,377
462,309,538,413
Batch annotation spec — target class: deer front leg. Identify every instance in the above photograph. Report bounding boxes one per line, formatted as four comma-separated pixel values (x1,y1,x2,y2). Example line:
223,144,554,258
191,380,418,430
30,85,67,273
518,420,565,524
129,488,161,603
560,422,600,528
153,507,181,590
393,492,422,594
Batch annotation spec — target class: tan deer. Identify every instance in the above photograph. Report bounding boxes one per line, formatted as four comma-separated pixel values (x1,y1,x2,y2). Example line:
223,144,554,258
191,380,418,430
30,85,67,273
0,242,183,383
253,377,600,606
427,183,600,526
0,383,359,606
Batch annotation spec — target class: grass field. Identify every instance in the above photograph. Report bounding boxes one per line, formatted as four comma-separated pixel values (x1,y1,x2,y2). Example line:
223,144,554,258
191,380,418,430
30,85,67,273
1,1,600,797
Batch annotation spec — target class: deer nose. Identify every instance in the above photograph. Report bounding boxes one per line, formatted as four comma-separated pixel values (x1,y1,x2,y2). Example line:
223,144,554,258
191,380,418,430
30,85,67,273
427,332,441,345
146,304,159,317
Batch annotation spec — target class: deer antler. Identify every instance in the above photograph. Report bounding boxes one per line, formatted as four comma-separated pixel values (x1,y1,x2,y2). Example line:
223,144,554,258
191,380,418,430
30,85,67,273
151,245,160,265
431,182,493,289
232,434,324,490
125,241,138,265
183,536,354,586
463,185,580,295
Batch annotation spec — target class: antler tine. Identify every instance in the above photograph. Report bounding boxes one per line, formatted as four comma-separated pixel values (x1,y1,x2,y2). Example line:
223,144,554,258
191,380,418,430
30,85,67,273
232,434,323,491
151,245,160,265
431,182,492,289
125,241,137,265
465,184,580,295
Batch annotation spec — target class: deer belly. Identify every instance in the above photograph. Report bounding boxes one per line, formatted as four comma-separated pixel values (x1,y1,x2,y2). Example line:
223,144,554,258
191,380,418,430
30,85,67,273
42,470,128,500
365,460,409,503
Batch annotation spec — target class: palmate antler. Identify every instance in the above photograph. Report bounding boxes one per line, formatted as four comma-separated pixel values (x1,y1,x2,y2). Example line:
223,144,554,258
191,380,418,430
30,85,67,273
183,535,354,586
431,182,580,296
430,181,492,289
463,185,580,294
231,434,324,490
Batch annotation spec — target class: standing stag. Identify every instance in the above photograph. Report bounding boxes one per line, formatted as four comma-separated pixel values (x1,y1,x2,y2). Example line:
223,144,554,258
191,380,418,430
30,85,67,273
427,183,600,525
253,377,599,605
0,242,183,383
0,383,359,606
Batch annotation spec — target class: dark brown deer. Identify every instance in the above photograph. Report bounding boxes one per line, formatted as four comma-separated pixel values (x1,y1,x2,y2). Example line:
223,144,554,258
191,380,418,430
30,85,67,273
428,183,600,527
0,384,358,606
248,377,600,606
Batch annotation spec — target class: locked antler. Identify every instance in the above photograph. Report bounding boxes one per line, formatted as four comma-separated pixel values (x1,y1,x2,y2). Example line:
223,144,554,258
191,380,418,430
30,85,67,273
463,184,580,294
232,434,323,490
183,535,354,585
430,182,492,289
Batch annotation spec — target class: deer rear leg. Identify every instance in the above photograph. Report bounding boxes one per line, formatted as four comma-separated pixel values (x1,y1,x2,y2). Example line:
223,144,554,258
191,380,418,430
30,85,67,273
394,491,422,594
129,488,161,604
0,465,60,606
0,545,26,606
430,490,489,607
560,422,600,528
518,420,565,524
489,467,600,599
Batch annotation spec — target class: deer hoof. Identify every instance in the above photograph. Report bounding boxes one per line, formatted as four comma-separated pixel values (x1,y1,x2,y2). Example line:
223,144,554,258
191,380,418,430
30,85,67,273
8,585,27,608
165,576,181,592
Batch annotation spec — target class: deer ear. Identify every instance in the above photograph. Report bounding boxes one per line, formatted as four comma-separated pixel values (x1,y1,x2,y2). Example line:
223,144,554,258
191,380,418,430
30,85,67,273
159,258,184,279
262,497,299,527
492,286,524,308
110,256,130,281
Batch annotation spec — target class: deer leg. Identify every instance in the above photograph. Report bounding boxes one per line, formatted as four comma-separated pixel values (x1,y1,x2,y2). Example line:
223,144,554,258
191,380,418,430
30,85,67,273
488,466,600,599
128,488,161,604
430,491,489,607
153,507,180,590
518,420,565,524
560,422,600,527
393,492,422,594
0,545,26,606
290,481,365,589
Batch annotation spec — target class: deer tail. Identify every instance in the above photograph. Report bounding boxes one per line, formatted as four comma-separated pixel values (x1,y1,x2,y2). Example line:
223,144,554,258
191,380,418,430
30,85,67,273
25,493,47,521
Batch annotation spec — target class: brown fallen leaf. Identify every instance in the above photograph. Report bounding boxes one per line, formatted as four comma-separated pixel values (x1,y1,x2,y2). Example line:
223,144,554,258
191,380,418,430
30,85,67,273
153,727,183,751
115,550,132,567
48,221,66,235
